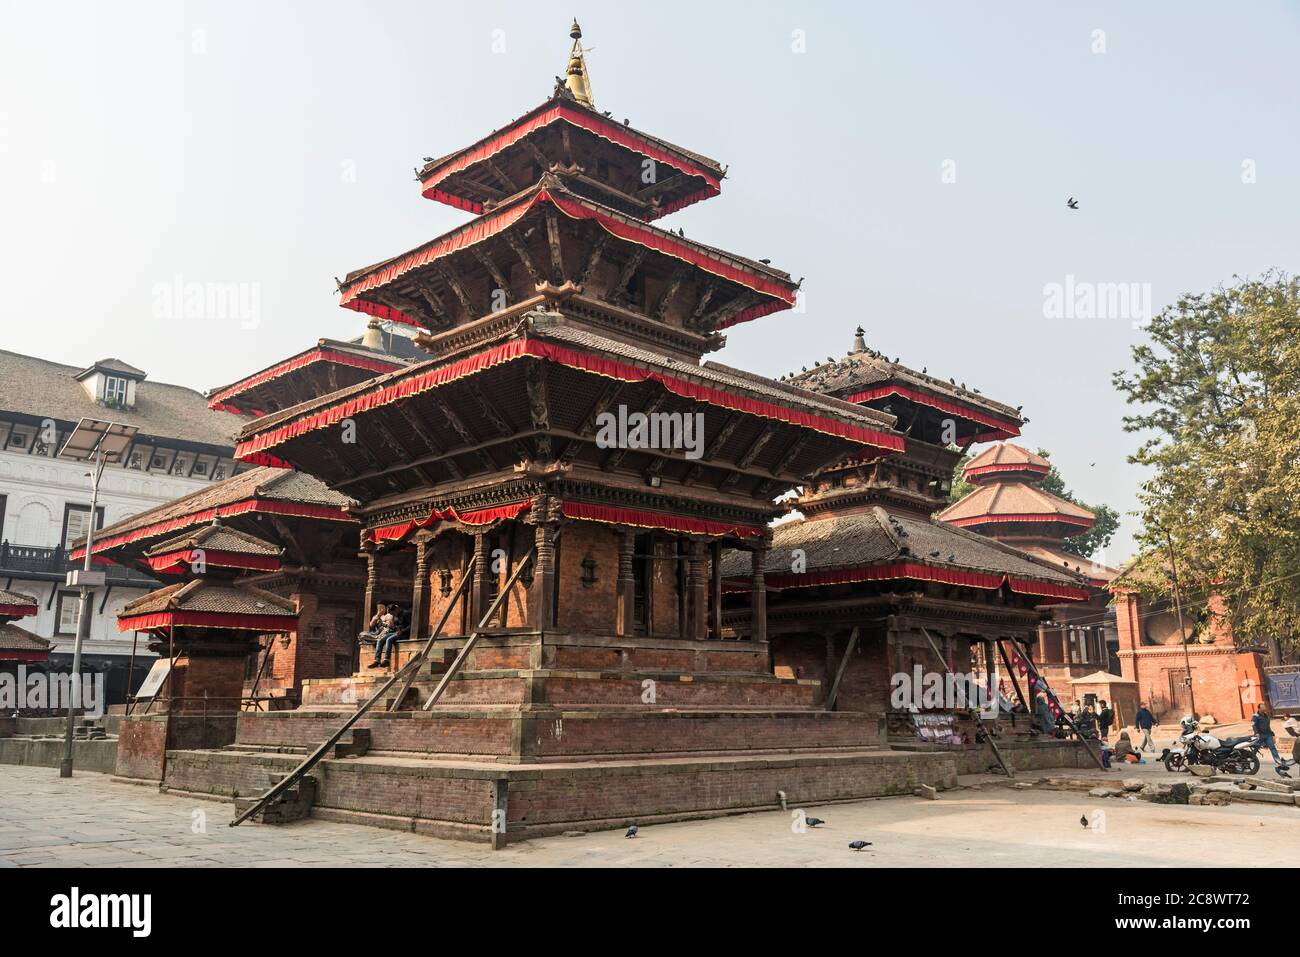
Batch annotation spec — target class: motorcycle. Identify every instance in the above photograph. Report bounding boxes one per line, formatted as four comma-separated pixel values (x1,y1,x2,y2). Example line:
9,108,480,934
1162,716,1263,775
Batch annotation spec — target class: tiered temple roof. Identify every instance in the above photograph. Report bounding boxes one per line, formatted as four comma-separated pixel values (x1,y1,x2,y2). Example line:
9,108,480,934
72,466,356,568
143,522,285,576
0,587,48,663
733,331,1092,602
938,442,1116,586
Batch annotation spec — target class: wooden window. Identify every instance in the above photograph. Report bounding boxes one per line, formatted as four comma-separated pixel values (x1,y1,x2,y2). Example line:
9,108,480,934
104,376,129,406
55,591,81,636
62,504,105,550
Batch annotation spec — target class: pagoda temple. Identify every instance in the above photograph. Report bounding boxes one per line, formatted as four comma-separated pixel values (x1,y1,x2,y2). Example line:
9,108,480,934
722,331,1092,745
94,24,1102,840
0,588,49,667
938,443,1119,693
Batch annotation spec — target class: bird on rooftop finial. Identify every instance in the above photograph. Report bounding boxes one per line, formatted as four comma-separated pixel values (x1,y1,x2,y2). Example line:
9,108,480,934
852,326,867,354
564,20,595,107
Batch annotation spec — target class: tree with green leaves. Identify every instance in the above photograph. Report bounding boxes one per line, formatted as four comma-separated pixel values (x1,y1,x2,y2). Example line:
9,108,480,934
1113,272,1300,659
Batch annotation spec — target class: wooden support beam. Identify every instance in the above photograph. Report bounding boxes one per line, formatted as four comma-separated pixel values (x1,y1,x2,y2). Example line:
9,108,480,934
472,246,512,306
505,232,544,287
824,627,861,711
653,264,690,321
604,247,647,305
544,207,565,283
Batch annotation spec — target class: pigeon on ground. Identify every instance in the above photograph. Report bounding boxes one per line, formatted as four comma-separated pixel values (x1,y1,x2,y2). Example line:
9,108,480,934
625,823,638,838
805,816,825,828
1067,197,1079,210
848,840,872,851
1079,814,1089,829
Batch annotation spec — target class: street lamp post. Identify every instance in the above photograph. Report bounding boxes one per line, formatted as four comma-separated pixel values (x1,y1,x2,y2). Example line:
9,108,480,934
57,418,137,778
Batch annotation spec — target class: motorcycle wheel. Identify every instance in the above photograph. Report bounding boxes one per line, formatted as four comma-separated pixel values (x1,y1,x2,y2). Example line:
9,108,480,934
1163,751,1185,772
1234,753,1261,776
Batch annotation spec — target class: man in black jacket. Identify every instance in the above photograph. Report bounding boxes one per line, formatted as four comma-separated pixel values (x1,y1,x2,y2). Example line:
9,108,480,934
1097,700,1114,742
1134,701,1157,752
1251,704,1288,768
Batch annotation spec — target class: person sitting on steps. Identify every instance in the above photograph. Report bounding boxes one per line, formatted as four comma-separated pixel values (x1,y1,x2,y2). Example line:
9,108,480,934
369,601,410,669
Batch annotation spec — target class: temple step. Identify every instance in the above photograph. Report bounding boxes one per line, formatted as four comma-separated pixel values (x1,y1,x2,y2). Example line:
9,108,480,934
232,775,317,825
333,728,371,758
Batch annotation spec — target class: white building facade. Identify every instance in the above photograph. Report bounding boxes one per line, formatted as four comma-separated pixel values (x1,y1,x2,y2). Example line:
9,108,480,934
0,351,245,700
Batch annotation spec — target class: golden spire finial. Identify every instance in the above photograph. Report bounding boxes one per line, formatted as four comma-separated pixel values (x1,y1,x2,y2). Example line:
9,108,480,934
564,19,594,107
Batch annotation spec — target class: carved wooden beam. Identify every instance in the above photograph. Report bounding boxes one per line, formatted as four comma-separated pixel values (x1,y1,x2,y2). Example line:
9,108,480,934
578,233,609,289
603,392,668,471
394,403,462,481
654,264,690,321
544,207,565,283
521,135,551,169
688,282,718,329
434,263,477,321
735,423,777,472
484,158,518,193
769,434,810,478
440,393,497,470
525,362,552,461
559,379,623,466
414,280,449,328
472,246,512,306
683,412,741,485
505,232,545,287
604,247,647,305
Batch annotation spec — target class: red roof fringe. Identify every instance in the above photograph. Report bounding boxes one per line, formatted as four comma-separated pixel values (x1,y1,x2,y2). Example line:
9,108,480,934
946,513,1094,529
758,562,1090,601
367,501,534,545
844,385,1020,440
208,348,403,410
117,611,300,634
234,338,904,462
561,501,766,538
419,104,722,218
144,550,283,575
71,499,357,561
338,190,790,330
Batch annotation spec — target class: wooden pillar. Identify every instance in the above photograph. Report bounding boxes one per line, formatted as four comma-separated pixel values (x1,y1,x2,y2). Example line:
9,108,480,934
472,533,490,628
687,540,707,641
709,540,722,640
749,546,768,644
410,534,432,644
530,522,558,632
615,529,635,637
676,538,689,639
358,546,379,673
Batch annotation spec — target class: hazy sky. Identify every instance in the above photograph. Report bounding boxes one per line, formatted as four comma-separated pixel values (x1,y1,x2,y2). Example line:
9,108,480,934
3,1,1298,562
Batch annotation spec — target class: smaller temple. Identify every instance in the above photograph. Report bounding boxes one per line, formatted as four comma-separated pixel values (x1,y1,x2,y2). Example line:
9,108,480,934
938,443,1119,696
117,520,300,715
0,588,48,667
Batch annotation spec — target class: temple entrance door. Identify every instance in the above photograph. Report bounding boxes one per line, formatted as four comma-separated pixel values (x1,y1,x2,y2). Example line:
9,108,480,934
1167,667,1193,716
632,533,652,635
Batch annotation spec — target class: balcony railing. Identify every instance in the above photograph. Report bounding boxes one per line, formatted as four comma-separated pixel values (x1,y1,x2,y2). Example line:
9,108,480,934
0,541,156,586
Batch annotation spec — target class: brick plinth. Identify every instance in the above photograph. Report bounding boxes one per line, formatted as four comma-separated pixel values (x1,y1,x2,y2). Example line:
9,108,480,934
161,747,958,844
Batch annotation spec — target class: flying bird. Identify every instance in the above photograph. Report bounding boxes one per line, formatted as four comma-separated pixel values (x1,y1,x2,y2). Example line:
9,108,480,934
1067,197,1079,210
625,823,639,838
848,840,872,851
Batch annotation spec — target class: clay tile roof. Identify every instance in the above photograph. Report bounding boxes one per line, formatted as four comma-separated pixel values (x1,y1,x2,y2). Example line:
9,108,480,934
83,467,355,550
0,622,51,653
936,481,1095,526
0,349,243,449
1007,542,1118,585
786,346,1022,427
144,523,283,559
0,588,39,610
964,442,1050,474
120,579,297,619
722,507,1087,587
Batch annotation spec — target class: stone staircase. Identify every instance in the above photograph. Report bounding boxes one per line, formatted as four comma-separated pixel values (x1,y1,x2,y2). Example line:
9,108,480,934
233,774,318,824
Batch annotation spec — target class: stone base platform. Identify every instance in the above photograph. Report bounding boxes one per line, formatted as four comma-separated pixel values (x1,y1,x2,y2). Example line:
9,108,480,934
159,746,960,844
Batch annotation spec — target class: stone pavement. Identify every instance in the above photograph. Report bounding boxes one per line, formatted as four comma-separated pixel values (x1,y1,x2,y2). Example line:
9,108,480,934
2,763,1299,867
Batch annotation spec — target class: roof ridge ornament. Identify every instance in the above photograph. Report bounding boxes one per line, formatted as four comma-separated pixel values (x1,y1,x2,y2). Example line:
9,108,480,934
564,20,595,108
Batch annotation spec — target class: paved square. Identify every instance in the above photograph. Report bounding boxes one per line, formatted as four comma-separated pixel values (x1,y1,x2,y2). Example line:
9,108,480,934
2,764,1298,867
